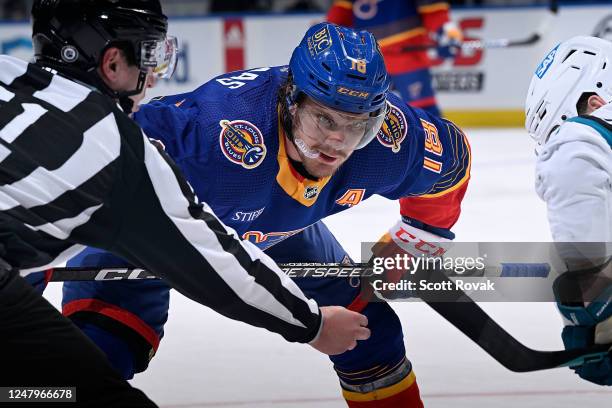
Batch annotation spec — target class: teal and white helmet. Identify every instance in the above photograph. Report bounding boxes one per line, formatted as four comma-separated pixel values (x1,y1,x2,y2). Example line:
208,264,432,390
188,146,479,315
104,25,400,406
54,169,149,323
525,36,612,145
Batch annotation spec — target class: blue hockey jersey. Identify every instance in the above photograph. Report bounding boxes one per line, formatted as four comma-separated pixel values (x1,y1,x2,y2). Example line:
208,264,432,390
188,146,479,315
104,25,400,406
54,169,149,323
60,66,471,375
327,1,452,72
328,0,451,46
134,66,470,251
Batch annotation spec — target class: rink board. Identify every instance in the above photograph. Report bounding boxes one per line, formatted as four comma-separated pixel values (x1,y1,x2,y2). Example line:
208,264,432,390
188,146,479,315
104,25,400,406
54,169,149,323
0,4,610,127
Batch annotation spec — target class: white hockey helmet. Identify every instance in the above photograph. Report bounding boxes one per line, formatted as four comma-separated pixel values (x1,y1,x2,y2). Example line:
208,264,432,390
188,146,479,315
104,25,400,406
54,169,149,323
525,36,612,145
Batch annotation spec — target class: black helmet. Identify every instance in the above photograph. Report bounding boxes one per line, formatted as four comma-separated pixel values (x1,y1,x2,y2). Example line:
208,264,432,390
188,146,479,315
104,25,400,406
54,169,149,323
31,0,177,106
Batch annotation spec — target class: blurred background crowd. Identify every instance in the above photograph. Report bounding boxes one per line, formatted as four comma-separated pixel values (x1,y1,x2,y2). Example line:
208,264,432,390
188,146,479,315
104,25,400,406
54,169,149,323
0,0,607,20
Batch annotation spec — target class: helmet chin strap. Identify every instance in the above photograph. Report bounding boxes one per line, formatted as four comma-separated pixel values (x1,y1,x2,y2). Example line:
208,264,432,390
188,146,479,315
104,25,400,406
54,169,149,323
118,96,135,114
115,70,148,114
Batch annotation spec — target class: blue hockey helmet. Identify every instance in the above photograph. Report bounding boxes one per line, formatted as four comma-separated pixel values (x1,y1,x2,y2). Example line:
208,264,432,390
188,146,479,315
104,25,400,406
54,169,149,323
289,23,389,115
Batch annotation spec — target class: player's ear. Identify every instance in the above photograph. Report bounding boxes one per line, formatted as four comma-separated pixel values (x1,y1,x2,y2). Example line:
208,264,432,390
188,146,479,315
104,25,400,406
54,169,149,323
587,94,606,113
98,47,128,88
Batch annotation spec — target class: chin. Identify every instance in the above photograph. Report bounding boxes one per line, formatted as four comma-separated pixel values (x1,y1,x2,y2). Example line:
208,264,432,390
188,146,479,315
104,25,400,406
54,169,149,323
304,160,341,178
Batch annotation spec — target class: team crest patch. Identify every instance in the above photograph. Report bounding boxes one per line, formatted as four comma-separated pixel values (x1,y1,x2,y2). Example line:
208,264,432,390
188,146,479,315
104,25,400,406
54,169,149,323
219,119,267,169
376,102,407,153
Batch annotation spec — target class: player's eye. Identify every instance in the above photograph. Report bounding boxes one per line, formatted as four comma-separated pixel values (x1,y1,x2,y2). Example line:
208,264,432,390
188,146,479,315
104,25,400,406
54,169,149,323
349,121,367,132
317,114,336,130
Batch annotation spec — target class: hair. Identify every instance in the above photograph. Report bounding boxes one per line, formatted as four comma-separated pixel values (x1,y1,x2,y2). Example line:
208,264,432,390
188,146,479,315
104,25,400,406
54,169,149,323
107,41,138,67
576,92,597,115
277,73,306,141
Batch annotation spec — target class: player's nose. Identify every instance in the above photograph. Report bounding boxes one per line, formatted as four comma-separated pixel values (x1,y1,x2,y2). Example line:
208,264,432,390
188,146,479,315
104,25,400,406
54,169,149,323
324,130,348,148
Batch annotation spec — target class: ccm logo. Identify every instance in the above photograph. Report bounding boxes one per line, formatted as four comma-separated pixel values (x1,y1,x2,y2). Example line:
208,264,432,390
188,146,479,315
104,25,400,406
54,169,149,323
337,87,369,99
94,268,156,281
394,227,446,256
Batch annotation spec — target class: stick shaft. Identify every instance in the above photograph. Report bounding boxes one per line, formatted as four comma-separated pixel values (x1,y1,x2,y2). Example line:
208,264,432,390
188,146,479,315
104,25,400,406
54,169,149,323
47,263,549,282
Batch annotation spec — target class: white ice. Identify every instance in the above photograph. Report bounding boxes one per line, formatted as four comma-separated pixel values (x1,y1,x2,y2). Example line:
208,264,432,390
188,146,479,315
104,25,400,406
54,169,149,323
43,128,612,407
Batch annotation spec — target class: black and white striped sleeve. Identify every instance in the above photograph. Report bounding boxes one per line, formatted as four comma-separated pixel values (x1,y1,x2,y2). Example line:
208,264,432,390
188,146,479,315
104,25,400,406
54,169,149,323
110,120,322,343
0,56,321,343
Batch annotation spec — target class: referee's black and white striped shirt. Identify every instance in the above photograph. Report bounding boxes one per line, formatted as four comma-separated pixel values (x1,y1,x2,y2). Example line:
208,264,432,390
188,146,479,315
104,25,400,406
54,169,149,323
0,55,321,343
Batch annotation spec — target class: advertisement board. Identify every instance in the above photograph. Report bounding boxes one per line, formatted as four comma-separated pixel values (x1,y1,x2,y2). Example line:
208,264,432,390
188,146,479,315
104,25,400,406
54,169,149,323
1,4,610,126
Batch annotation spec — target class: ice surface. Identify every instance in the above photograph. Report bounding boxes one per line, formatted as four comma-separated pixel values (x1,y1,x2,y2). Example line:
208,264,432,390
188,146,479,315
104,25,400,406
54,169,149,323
43,128,612,407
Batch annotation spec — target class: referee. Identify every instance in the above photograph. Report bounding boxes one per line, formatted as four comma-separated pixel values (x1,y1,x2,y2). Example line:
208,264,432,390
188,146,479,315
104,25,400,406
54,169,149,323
0,1,369,406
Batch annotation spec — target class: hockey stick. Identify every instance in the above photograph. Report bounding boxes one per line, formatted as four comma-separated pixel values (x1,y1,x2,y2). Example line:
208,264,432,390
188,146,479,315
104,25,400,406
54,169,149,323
427,300,609,372
402,0,558,51
419,268,610,372
46,264,373,282
344,262,609,372
403,35,541,52
46,261,609,372
45,262,550,282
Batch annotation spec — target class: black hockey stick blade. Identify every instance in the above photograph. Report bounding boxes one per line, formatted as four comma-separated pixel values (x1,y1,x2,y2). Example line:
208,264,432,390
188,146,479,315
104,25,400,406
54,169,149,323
417,266,610,372
427,300,610,372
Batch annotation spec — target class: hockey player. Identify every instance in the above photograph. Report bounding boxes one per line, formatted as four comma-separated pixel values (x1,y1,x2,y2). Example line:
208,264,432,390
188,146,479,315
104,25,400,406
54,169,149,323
327,0,463,117
0,2,369,405
65,23,471,407
525,35,612,386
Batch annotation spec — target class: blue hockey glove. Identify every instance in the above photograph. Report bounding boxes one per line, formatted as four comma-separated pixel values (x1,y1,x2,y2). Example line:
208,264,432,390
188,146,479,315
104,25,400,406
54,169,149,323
558,285,612,386
434,22,463,59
